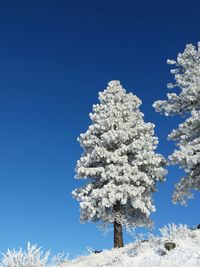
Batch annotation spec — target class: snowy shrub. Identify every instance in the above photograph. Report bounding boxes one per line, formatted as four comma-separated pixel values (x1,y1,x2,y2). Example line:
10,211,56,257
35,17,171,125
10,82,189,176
160,224,188,239
50,253,69,267
1,242,50,267
160,223,198,240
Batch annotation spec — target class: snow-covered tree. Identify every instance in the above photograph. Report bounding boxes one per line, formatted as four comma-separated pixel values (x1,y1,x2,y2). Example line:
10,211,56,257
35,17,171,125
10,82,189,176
73,80,166,248
153,43,200,204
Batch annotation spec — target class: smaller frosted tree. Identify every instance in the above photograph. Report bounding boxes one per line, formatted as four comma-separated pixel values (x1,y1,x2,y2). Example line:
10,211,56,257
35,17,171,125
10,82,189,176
153,43,200,204
73,81,166,248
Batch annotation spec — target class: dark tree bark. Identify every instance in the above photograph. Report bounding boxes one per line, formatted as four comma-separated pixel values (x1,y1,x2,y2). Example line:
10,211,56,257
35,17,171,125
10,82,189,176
114,202,124,248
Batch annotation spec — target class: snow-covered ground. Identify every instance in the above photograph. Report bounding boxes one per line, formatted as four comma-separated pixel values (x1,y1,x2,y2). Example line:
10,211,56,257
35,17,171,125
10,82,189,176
65,224,200,267
1,224,200,267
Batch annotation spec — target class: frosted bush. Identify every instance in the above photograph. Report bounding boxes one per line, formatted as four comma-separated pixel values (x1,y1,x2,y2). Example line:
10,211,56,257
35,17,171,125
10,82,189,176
160,223,192,240
1,242,50,267
50,252,69,267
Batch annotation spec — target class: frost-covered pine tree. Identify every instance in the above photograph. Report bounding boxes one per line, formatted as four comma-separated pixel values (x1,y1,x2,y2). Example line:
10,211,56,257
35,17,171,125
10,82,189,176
153,43,200,204
73,81,166,248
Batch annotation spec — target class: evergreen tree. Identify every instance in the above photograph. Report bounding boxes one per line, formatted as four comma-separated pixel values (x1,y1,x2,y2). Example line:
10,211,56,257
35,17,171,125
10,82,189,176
153,43,200,204
73,80,166,247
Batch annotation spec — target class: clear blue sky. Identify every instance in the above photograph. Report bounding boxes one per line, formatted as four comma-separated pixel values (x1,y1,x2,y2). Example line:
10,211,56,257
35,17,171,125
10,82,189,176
0,0,200,259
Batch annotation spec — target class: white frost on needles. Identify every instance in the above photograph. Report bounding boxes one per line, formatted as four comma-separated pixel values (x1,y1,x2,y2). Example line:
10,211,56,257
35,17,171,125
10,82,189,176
154,43,200,116
72,80,166,227
153,43,200,204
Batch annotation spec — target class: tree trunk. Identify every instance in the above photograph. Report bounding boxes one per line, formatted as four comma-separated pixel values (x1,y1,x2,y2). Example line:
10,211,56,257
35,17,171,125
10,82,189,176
114,202,124,248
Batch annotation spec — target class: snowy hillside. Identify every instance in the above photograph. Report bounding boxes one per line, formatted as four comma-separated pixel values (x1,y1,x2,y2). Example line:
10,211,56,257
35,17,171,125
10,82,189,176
1,224,200,267
65,224,200,267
